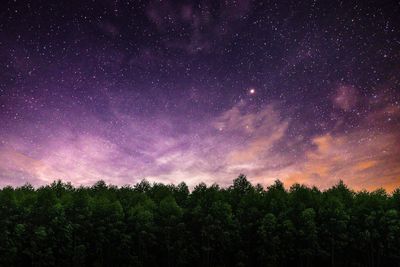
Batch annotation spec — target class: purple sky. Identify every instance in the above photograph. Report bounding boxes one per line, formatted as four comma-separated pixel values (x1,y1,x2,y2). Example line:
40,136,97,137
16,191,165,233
0,0,399,190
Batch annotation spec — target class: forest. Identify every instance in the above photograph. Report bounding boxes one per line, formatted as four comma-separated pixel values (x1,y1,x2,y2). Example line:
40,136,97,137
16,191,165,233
0,175,400,267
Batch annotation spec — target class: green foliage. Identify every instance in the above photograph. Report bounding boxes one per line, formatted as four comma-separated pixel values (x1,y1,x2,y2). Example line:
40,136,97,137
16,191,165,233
0,176,399,266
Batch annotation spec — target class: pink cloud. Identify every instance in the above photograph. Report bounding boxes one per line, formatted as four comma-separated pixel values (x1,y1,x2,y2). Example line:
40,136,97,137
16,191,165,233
333,85,358,111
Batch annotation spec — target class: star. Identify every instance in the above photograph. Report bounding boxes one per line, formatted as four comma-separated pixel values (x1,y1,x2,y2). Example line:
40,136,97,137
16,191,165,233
0,0,398,191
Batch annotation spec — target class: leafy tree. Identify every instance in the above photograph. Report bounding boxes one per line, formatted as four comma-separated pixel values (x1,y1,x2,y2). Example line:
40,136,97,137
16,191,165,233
0,175,399,266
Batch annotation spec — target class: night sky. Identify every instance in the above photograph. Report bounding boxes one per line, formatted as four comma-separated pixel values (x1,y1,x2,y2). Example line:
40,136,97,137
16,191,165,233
1,0,399,190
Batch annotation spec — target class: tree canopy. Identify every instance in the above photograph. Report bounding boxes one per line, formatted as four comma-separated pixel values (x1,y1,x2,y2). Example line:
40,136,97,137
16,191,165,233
0,176,399,267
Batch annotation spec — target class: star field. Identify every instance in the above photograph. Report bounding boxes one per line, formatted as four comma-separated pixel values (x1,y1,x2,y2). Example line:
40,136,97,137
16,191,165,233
0,0,399,190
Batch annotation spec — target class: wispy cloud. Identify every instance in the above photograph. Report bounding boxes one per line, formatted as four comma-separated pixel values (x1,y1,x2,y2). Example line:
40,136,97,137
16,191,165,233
0,95,399,190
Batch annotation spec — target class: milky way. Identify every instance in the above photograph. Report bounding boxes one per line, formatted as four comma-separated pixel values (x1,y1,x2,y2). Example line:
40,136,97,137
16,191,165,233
0,0,399,190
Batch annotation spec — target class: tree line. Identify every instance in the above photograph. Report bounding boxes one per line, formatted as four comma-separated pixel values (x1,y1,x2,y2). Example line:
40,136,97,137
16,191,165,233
0,175,400,267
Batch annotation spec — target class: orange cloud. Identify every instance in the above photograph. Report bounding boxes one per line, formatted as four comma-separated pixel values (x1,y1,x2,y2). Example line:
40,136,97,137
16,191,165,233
284,129,400,191
355,160,378,171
